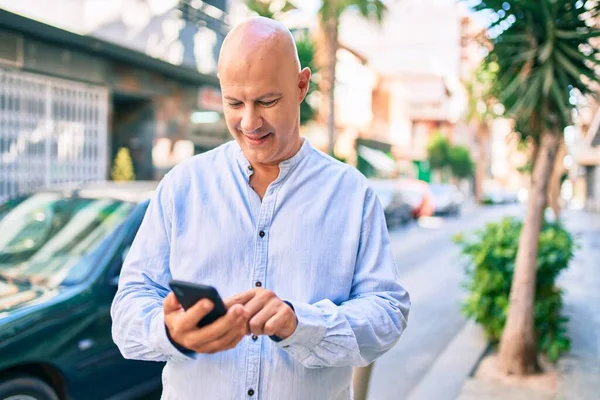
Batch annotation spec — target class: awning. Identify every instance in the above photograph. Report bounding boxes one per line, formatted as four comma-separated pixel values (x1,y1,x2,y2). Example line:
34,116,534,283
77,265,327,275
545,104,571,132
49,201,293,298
357,145,398,174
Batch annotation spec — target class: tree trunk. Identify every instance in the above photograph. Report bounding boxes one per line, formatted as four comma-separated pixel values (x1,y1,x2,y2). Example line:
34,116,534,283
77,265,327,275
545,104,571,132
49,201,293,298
353,363,374,400
474,120,490,204
547,139,566,219
323,5,338,157
497,131,561,376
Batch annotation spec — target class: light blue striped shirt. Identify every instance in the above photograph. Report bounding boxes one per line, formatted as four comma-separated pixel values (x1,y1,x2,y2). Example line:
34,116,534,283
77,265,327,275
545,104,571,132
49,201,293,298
111,139,410,400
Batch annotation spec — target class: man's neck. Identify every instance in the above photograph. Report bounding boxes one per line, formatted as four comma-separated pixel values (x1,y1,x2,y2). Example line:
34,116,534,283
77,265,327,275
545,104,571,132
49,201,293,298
251,163,280,181
249,165,279,200
249,138,302,199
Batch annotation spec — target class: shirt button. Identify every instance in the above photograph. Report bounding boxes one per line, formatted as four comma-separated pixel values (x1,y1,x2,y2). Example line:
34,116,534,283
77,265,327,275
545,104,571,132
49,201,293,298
252,335,258,341
255,281,262,287
248,389,255,396
259,230,265,238
248,165,253,171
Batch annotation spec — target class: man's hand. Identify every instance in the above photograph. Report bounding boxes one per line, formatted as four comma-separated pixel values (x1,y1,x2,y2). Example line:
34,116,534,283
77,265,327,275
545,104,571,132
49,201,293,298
163,292,249,354
230,289,297,340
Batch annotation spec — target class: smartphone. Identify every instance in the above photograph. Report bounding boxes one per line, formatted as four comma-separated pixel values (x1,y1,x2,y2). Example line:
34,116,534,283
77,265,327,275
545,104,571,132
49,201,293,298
168,280,227,328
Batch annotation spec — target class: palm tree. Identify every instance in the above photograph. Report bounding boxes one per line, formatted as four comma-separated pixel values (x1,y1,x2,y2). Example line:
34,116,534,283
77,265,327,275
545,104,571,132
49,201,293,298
318,0,386,156
316,3,386,392
244,0,297,19
464,63,496,203
472,0,600,375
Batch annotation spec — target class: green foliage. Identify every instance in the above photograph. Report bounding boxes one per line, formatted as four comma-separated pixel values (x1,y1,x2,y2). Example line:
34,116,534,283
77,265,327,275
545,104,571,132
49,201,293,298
449,145,474,179
465,61,499,123
472,0,600,140
111,147,135,181
244,0,297,19
454,217,576,361
296,35,318,125
319,0,386,22
427,133,474,180
517,160,534,174
427,133,451,171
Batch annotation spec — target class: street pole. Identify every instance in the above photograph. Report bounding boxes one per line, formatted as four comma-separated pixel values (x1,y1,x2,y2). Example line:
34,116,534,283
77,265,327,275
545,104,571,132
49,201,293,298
353,363,374,400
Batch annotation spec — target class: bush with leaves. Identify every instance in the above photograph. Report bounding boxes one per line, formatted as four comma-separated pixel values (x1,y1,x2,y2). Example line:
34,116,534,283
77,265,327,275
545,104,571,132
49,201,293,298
449,145,474,180
427,133,451,171
454,217,575,361
427,133,474,181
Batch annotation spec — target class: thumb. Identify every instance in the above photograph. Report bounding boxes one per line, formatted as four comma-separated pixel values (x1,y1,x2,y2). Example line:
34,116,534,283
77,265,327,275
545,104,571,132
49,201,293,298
163,291,182,314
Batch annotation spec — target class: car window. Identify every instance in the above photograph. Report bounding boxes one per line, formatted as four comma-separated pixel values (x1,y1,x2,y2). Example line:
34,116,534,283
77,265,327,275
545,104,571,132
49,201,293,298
0,193,136,287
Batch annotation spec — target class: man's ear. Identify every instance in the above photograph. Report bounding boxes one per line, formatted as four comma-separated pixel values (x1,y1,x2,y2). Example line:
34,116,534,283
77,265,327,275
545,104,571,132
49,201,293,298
298,67,311,101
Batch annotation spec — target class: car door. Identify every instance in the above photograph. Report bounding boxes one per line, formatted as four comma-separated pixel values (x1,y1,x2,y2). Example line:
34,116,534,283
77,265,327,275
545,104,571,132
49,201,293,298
69,203,164,399
100,203,164,397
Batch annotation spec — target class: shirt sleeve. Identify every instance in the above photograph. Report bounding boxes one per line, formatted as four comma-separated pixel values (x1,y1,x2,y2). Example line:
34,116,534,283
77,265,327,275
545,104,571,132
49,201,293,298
110,175,193,364
272,187,411,368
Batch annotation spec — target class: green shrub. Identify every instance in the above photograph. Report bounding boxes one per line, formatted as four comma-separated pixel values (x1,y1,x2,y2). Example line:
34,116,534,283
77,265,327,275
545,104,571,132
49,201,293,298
454,217,575,362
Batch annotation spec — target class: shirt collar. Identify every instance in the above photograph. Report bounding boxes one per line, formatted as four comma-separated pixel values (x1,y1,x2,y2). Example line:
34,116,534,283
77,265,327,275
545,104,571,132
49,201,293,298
234,137,312,178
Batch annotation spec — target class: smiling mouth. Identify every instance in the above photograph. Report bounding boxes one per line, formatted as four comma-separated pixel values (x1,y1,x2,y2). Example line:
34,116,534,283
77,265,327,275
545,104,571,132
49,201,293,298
245,132,272,144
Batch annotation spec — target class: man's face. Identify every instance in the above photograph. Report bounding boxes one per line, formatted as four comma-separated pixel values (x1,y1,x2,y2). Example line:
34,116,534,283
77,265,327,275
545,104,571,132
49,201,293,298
219,52,310,166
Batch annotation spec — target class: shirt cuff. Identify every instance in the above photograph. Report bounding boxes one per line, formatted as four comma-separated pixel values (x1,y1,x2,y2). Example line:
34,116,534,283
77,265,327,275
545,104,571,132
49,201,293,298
149,310,195,363
271,301,326,359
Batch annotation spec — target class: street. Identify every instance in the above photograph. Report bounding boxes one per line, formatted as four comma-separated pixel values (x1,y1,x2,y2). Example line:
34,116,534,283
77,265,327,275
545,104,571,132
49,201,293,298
366,203,524,400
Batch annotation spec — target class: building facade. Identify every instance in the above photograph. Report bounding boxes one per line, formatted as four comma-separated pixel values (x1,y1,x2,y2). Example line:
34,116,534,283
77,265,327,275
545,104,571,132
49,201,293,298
0,0,230,201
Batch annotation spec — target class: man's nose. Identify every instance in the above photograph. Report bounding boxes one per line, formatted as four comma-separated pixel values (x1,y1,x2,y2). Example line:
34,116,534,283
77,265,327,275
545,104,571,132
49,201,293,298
240,106,263,134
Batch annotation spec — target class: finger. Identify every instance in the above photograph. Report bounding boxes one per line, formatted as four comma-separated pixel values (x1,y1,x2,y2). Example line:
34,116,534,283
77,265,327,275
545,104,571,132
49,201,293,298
249,301,279,336
179,299,214,331
243,290,276,318
263,307,295,337
163,292,182,314
186,304,247,347
224,289,257,308
196,320,248,354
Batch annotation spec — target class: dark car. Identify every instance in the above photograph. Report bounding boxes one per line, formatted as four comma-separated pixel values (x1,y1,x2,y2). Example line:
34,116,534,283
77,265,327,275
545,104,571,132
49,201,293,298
369,180,413,228
0,182,163,400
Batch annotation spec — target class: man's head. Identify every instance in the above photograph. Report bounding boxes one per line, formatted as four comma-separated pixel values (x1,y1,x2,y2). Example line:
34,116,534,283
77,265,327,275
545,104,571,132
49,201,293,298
218,17,311,167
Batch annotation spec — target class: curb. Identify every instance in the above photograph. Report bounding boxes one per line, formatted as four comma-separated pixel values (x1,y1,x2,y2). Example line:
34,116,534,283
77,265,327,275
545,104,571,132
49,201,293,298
406,320,488,400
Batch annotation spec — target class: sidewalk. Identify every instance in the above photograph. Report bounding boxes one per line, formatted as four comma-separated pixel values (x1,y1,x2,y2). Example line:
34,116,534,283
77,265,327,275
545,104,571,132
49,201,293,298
456,209,600,400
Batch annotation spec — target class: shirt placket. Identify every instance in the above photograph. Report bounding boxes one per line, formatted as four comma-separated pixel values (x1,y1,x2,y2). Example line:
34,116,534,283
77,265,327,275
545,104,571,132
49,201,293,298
244,178,280,400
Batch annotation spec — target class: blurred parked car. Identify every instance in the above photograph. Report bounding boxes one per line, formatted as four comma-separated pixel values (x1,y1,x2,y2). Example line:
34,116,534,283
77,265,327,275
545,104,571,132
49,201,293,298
0,182,163,400
482,187,520,204
369,179,413,228
430,183,464,216
396,179,435,219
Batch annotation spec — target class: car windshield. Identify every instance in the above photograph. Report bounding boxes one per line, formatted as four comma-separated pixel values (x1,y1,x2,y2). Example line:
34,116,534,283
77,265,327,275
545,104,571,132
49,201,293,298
430,185,453,195
0,193,136,288
397,187,423,206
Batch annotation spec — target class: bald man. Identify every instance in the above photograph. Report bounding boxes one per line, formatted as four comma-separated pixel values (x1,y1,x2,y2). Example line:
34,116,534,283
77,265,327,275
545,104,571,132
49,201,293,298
111,17,410,400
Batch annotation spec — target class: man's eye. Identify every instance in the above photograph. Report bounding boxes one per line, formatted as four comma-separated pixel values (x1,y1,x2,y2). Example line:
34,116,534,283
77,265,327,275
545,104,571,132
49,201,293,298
228,102,243,108
259,100,277,107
